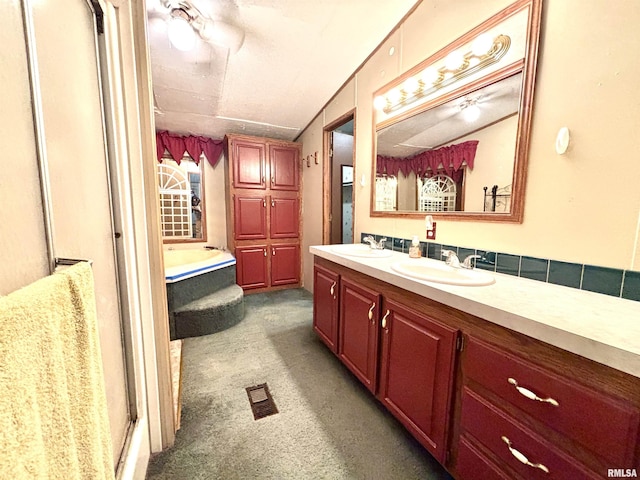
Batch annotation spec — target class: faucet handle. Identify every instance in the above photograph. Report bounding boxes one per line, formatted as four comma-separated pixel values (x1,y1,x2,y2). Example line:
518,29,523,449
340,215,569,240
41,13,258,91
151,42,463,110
462,254,482,269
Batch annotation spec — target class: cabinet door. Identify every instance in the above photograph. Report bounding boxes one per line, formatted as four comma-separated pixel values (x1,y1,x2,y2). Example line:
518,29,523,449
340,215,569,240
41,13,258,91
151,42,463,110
339,278,380,393
313,265,339,353
236,245,268,289
270,243,300,286
269,144,299,191
232,140,266,189
378,298,458,463
234,196,267,240
270,197,299,238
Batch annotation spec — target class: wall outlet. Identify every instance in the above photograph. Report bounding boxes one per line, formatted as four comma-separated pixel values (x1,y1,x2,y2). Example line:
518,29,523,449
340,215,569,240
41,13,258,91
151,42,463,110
426,222,437,240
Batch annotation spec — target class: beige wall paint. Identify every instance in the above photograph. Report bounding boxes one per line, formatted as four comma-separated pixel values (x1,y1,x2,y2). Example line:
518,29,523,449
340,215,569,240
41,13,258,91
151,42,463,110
301,0,640,282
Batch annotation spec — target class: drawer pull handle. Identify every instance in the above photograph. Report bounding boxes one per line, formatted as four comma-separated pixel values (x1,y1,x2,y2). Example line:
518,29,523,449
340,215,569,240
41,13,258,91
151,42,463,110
330,281,336,297
368,303,376,320
501,436,550,474
508,378,559,407
381,309,390,329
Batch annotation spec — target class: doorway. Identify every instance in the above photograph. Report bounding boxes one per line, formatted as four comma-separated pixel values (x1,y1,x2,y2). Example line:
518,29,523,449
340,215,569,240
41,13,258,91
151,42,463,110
324,112,355,245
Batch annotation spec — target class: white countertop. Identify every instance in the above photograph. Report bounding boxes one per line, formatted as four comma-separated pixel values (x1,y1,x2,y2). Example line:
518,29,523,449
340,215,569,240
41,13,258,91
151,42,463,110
310,245,640,378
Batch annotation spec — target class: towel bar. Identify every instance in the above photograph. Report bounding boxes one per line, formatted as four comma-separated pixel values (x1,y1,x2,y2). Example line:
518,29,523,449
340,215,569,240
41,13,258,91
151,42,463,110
55,257,93,267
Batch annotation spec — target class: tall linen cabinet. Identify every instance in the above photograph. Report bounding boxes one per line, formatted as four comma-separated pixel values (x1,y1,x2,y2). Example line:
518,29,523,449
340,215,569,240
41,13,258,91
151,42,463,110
224,134,302,292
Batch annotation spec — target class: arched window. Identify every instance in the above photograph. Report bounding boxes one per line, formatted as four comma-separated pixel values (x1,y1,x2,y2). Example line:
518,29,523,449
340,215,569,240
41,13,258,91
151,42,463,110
418,175,457,212
158,163,192,238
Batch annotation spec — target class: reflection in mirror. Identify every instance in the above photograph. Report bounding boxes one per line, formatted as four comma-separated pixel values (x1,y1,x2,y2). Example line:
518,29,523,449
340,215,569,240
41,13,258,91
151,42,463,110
158,154,206,242
371,0,541,223
376,72,522,213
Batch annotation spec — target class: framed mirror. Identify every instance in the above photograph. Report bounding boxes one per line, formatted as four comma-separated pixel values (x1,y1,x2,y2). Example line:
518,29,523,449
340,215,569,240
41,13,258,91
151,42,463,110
371,0,541,223
158,154,207,242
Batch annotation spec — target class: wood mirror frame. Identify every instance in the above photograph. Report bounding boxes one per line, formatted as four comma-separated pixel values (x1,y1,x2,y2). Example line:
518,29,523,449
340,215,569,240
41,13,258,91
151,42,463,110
370,0,541,223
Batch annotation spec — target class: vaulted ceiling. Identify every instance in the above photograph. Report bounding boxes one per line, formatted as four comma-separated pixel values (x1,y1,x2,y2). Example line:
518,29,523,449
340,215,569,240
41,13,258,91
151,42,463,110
147,0,420,141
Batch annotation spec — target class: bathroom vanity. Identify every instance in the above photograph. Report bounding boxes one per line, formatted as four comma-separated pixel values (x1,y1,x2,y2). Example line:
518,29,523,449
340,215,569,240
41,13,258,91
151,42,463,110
310,245,640,479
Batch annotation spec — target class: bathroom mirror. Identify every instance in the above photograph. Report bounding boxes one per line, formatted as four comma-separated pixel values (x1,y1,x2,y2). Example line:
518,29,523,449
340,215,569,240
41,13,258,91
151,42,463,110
371,0,541,223
158,154,207,243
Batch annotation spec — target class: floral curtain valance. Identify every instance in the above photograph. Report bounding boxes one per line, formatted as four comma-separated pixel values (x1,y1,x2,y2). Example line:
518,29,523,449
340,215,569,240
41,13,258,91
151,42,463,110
377,140,479,181
156,131,224,168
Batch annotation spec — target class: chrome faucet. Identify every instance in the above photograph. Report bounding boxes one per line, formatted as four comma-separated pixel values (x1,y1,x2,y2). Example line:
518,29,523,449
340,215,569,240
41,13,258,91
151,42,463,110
441,249,461,268
442,250,481,269
363,235,387,250
461,254,481,269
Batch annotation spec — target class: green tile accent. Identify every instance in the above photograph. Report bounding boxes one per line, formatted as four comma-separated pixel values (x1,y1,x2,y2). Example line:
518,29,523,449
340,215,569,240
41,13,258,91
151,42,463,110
496,253,520,276
520,256,549,282
582,265,623,297
548,261,582,289
622,271,640,301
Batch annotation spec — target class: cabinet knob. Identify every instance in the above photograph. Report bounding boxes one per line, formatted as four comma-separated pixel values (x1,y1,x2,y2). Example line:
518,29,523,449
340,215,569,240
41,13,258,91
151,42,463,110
381,309,390,329
272,247,276,256
330,281,336,297
263,249,267,257
263,199,266,207
501,436,550,474
271,199,275,207
507,378,559,407
271,176,275,184
368,303,376,321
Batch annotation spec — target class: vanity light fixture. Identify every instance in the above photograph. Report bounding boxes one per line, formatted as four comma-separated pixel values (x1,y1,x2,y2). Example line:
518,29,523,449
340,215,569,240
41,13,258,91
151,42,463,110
375,33,511,114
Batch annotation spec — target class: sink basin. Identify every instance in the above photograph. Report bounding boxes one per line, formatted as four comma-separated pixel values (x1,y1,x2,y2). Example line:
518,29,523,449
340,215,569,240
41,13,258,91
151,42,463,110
330,243,392,258
391,259,495,286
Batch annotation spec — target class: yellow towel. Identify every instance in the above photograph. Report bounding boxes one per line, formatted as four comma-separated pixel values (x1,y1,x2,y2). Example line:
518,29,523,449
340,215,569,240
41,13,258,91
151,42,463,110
0,262,115,480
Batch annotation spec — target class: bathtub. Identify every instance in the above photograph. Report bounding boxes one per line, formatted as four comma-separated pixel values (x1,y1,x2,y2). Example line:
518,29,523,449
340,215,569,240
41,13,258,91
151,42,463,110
164,248,236,283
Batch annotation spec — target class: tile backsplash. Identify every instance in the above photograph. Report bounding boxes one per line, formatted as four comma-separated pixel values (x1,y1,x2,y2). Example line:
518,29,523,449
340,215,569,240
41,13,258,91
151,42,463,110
360,232,640,302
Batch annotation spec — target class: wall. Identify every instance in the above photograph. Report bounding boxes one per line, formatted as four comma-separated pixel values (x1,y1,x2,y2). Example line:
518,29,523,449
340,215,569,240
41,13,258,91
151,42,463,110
300,0,640,294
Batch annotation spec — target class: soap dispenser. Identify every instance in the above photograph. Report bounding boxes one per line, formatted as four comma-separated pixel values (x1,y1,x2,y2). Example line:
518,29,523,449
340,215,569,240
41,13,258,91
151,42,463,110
409,235,422,258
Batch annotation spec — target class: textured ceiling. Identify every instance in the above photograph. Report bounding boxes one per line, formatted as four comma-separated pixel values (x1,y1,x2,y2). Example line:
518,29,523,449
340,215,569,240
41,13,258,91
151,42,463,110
147,0,420,141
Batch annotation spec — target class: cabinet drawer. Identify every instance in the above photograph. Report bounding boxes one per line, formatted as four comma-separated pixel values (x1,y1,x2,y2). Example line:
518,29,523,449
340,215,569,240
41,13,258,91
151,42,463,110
457,436,515,480
461,388,600,480
464,337,639,466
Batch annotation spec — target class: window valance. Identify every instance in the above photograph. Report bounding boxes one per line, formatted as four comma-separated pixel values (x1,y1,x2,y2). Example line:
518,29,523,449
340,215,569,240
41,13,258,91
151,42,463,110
376,140,479,182
156,131,224,168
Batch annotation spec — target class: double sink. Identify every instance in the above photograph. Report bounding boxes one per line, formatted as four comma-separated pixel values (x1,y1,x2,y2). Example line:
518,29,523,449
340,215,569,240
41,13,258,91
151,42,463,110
330,243,495,287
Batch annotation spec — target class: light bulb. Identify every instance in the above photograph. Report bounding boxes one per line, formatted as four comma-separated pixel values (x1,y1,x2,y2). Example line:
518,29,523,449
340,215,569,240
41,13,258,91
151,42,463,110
421,67,438,86
472,34,493,57
403,76,420,94
373,96,387,110
462,104,480,122
167,16,196,51
445,50,464,71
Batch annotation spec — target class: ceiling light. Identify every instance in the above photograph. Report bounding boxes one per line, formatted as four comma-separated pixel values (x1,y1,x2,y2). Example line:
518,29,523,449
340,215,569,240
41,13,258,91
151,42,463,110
167,11,196,51
373,96,387,110
472,34,493,57
460,97,481,122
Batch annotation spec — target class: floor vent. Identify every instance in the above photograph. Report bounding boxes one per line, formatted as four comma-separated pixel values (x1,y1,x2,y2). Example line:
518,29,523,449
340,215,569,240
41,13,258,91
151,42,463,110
245,383,278,420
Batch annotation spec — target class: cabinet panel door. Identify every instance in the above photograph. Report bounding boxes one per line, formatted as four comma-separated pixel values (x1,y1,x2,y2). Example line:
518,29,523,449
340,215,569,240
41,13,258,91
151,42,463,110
378,298,457,463
339,278,380,393
313,265,339,353
269,145,299,191
270,243,300,286
270,197,299,238
236,245,268,289
234,196,267,240
233,140,266,189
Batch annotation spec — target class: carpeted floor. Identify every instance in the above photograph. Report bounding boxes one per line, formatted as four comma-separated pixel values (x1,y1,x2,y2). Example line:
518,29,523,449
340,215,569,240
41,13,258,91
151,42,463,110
146,289,454,480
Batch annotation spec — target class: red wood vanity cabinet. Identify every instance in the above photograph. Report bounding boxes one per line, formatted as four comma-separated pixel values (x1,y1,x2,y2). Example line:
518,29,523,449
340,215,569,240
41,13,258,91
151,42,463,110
312,256,640,479
313,259,459,463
